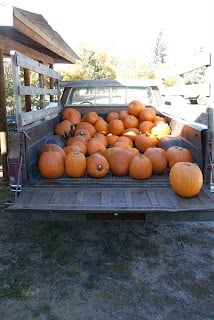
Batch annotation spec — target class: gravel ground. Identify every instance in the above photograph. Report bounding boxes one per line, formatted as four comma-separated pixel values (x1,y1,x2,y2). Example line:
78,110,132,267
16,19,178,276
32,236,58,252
0,180,214,320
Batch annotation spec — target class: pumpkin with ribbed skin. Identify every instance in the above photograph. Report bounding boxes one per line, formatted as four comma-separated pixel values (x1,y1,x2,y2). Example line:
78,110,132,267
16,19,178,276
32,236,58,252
108,148,133,176
38,150,64,179
86,138,106,155
107,111,120,123
39,143,65,159
108,119,125,136
65,151,86,178
123,115,139,129
62,107,81,124
169,162,203,197
82,111,99,124
144,147,168,174
54,120,73,137
139,107,156,122
128,100,145,117
166,146,192,169
87,153,110,178
129,154,152,180
75,121,96,137
94,117,109,135
135,133,158,152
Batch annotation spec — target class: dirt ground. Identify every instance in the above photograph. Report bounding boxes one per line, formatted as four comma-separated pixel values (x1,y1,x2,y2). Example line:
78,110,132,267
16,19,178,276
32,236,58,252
0,179,214,320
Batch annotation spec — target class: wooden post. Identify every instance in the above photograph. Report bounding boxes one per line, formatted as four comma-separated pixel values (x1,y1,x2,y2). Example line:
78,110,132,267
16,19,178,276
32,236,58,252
23,68,31,111
0,48,9,184
50,64,54,102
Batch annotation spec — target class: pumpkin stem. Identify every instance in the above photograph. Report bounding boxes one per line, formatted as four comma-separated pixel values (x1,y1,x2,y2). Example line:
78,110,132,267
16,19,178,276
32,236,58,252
97,164,103,171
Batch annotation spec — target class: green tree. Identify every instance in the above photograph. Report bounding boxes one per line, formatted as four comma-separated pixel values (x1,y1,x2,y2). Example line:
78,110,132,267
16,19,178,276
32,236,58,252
80,49,116,79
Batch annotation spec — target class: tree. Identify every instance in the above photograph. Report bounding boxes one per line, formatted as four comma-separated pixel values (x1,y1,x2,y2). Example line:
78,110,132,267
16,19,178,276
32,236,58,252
80,49,116,79
151,30,167,65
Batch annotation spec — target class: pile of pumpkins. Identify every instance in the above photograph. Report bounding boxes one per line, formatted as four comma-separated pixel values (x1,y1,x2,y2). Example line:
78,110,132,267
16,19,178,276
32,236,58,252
38,100,203,198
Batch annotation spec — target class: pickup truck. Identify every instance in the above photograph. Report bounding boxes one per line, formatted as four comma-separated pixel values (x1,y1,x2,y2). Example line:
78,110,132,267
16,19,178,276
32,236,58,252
6,51,214,221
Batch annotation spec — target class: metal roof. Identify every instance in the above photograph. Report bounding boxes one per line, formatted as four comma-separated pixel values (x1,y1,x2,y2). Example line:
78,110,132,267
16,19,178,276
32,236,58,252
0,5,80,64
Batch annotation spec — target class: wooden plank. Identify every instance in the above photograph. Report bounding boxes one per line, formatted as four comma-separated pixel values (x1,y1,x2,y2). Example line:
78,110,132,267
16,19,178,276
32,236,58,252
12,51,60,78
19,86,58,96
20,106,61,126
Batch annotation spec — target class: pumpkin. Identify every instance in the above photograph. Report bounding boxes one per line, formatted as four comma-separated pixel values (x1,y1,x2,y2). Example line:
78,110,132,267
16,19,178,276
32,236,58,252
138,120,154,134
135,133,158,152
139,107,156,122
129,154,152,180
128,100,145,117
108,119,125,135
86,138,106,155
66,135,87,146
144,147,168,174
114,136,133,148
63,141,87,155
107,111,120,123
75,121,96,137
106,134,119,147
39,143,66,159
54,120,73,137
65,151,86,178
87,153,110,178
62,107,81,124
166,146,192,169
81,111,99,124
74,129,91,141
94,117,109,135
108,148,133,176
123,115,139,129
169,162,203,197
93,133,108,147
38,150,64,179
119,109,129,121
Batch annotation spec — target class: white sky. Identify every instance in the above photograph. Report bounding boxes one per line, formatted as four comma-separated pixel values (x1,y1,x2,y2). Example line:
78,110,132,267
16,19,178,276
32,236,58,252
1,0,214,65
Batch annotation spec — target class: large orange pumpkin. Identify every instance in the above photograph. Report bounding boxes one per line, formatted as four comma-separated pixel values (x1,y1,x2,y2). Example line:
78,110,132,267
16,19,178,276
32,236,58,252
75,121,96,137
129,154,152,180
81,111,99,124
38,150,64,179
166,146,192,169
144,147,168,174
108,119,125,135
86,153,110,178
139,107,156,122
128,100,145,117
169,162,203,197
108,148,133,176
39,143,66,159
62,107,81,124
65,151,86,178
86,138,106,155
123,115,139,129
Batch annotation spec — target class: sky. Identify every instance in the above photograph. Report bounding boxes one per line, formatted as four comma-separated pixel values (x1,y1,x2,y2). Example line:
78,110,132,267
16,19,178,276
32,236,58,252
1,0,214,66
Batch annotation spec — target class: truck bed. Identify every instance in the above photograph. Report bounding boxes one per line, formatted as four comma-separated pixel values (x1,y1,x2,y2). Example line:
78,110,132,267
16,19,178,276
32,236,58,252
7,172,214,221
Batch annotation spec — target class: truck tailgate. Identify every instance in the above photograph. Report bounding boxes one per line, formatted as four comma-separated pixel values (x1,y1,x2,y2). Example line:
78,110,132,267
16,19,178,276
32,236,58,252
6,183,214,220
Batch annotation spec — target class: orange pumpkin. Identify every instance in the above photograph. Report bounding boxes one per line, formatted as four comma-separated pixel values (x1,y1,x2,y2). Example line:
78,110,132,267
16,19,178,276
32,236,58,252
108,148,133,176
62,107,81,124
123,128,139,142
86,138,106,155
166,146,192,169
39,143,66,159
107,111,120,123
65,151,86,178
106,134,119,147
139,107,156,122
81,111,99,124
169,162,203,197
144,147,168,174
128,100,145,117
54,120,73,137
135,133,158,152
123,115,139,129
75,121,96,137
129,154,152,180
108,119,125,136
86,153,110,178
138,120,154,134
94,117,109,135
38,150,64,179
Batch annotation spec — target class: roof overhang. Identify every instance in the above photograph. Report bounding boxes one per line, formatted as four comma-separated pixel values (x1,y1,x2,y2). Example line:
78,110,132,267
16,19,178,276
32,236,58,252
0,4,80,65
